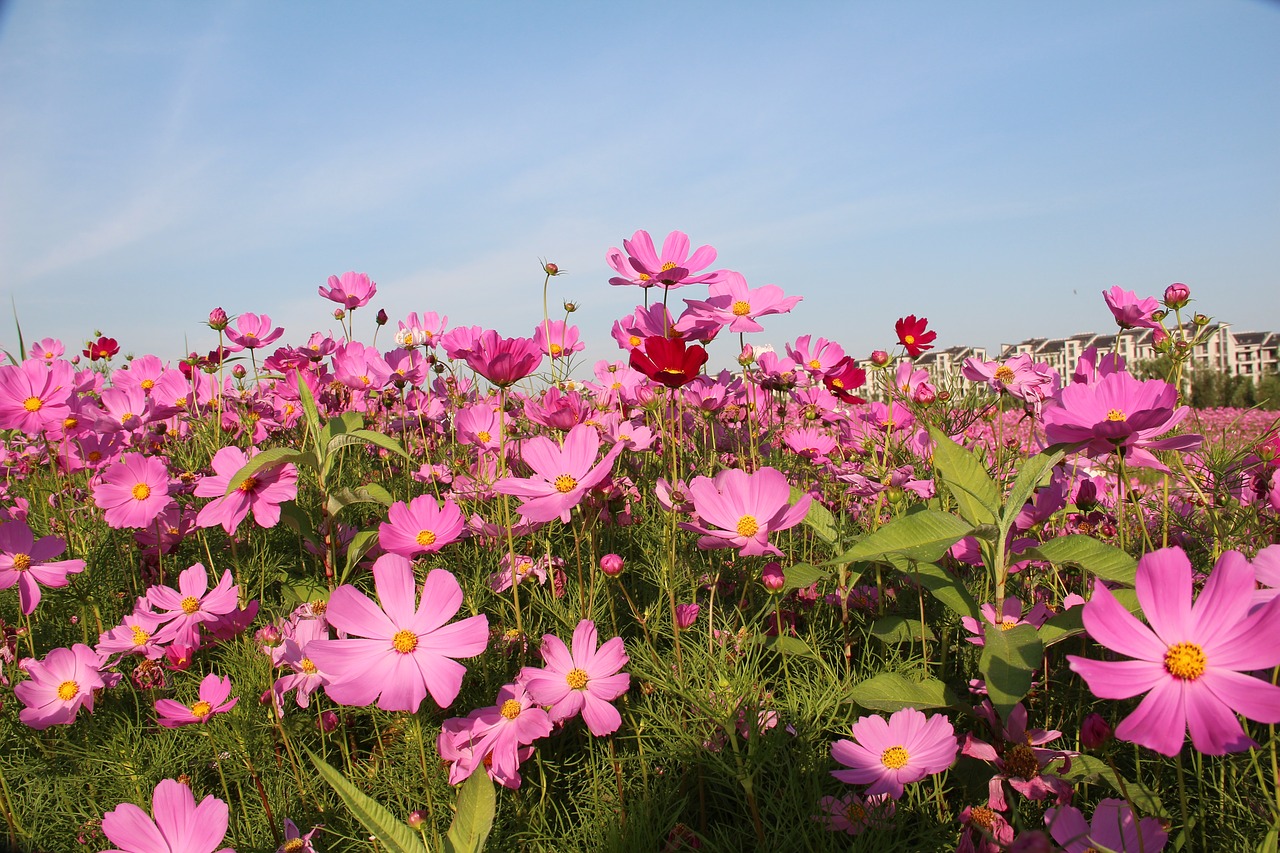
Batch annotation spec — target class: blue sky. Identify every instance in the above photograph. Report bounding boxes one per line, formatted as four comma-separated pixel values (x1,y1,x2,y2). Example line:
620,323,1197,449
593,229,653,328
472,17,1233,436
1,1,1277,372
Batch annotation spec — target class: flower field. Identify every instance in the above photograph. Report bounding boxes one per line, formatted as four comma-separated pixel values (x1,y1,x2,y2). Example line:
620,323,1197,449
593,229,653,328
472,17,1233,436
1,231,1279,852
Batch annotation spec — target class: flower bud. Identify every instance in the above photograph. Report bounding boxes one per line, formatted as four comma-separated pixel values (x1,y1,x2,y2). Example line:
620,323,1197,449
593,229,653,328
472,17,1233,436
911,382,937,406
333,308,346,320
207,307,229,331
407,810,427,829
543,261,561,276
870,350,890,367
1081,712,1112,749
563,300,579,313
318,710,339,733
376,308,389,326
599,553,625,577
1150,309,1167,323
1193,312,1209,326
674,603,700,629
232,364,247,379
761,562,785,592
738,344,755,367
1163,282,1190,309
255,624,282,649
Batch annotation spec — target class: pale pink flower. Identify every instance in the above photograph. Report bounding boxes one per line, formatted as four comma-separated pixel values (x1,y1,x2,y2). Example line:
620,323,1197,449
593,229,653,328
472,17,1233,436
155,673,238,727
225,312,283,350
680,467,811,557
379,495,466,558
519,619,629,736
147,563,241,649
14,643,106,729
101,778,234,853
678,272,802,334
830,707,959,799
93,452,173,529
194,445,298,534
607,229,724,290
438,682,553,788
493,423,624,523
0,521,85,615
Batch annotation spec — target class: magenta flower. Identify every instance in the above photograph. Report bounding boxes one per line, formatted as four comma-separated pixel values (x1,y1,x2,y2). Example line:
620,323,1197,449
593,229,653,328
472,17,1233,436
225,312,283,351
437,681,553,788
493,423,625,523
1043,371,1201,469
378,495,466,558
1045,798,1168,853
147,563,242,649
813,792,894,836
680,467,812,557
194,445,299,535
319,271,377,309
0,358,76,434
463,330,544,388
14,643,106,730
607,229,724,289
101,778,233,853
1102,285,1161,330
305,554,489,712
519,619,630,736
95,609,166,662
960,597,1052,646
93,452,173,529
830,707,959,800
1067,546,1280,755
960,702,1074,811
679,271,802,334
0,520,86,615
155,673,239,727
532,319,585,360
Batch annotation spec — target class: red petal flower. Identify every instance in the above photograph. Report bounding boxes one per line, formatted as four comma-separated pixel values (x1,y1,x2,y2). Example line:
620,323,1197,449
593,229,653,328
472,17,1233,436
894,316,936,357
629,336,708,388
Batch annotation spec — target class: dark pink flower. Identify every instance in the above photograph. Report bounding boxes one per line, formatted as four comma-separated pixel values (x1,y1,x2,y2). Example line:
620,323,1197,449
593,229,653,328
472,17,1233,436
0,521,85,615
519,619,629,736
225,312,283,351
93,452,173,529
194,445,298,535
1103,286,1161,330
319,271,377,309
607,229,724,289
463,330,543,388
830,707,959,799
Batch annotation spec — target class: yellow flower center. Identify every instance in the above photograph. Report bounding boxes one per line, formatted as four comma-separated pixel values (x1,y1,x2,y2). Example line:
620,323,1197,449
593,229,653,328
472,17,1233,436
392,629,419,654
180,596,201,614
629,335,642,347
131,625,151,646
141,379,155,390
12,553,31,572
550,343,563,356
1164,641,1206,680
731,300,751,316
175,397,188,408
22,396,42,412
131,483,152,501
283,840,306,853
120,412,135,424
808,359,822,369
831,378,844,388
64,416,78,429
190,700,213,718
637,273,651,282
1003,744,1040,779
503,628,523,642
1106,408,1127,422
554,474,578,493
238,476,258,493
300,658,317,674
994,365,1015,384
845,801,867,823
566,668,589,689
903,335,916,345
999,617,1019,631
57,680,79,701
736,515,760,537
309,600,327,616
500,699,523,720
969,806,997,830
880,745,909,769
416,529,437,547
476,430,491,443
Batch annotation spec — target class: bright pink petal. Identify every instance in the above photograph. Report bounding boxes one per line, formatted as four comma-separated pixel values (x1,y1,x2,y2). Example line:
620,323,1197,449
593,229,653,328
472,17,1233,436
1080,581,1166,662
102,802,166,852
325,585,396,639
371,554,418,627
1113,677,1187,756
1134,547,1193,642
1067,657,1166,700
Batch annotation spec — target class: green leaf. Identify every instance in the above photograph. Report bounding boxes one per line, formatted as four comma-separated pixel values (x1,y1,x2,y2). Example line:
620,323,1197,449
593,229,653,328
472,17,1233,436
280,577,330,609
306,748,429,853
1038,588,1139,647
823,507,973,566
327,484,395,517
1057,753,1109,782
746,633,822,662
277,501,318,544
1022,536,1137,586
979,623,1043,721
893,556,979,620
928,426,998,527
444,768,496,853
780,562,829,593
847,673,957,712
998,447,1066,536
342,529,382,584
225,447,308,496
294,373,323,455
792,486,839,546
870,615,935,644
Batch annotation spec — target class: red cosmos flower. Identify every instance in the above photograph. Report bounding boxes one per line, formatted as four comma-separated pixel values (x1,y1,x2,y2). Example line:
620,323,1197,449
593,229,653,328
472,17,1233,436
628,335,708,388
83,336,120,362
894,316,936,357
823,356,868,404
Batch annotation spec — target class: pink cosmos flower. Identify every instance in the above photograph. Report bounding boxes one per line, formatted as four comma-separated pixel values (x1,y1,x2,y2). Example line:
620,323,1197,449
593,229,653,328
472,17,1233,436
378,495,466,558
319,271,377,309
960,597,1052,646
1045,798,1168,853
101,778,233,853
1102,286,1161,330
305,554,489,712
276,819,319,853
960,702,1074,811
269,618,331,713
147,563,242,649
155,673,239,727
493,423,625,523
830,707,959,799
519,619,630,736
463,330,544,388
678,272,802,334
607,229,724,289
224,312,284,351
813,792,894,836
1068,546,1280,755
680,467,812,557
396,310,448,348
438,682,553,788
93,452,173,529
962,354,1057,410
532,319,585,360
95,608,166,662
0,521,86,615
0,358,76,434
14,643,106,729
194,445,299,535
1043,371,1201,469
786,335,846,376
